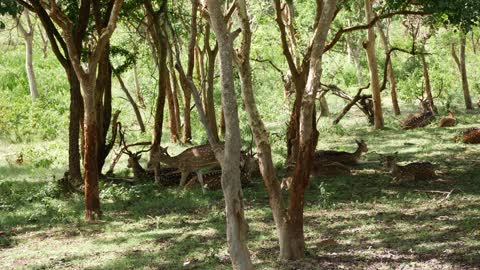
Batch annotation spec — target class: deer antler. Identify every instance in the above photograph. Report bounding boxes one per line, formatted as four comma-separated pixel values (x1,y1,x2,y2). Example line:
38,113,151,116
118,122,152,156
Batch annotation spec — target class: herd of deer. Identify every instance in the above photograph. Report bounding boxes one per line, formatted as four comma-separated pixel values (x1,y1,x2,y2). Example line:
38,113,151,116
118,99,479,191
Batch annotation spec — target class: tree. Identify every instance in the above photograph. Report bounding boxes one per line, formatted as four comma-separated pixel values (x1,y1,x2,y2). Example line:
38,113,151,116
16,9,39,100
143,0,169,184
37,0,124,221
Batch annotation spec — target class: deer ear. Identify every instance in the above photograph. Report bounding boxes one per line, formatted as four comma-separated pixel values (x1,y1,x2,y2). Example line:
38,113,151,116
394,151,398,156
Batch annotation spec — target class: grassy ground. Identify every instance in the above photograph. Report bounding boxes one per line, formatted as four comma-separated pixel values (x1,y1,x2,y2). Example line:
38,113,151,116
1,109,480,270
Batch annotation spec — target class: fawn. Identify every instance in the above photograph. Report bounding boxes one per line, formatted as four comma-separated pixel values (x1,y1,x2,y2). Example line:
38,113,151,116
314,139,368,165
382,152,436,182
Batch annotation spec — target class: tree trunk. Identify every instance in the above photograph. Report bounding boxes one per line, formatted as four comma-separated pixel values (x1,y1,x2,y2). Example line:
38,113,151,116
67,67,84,186
460,33,473,110
205,35,219,142
166,69,180,143
24,35,39,100
319,95,329,117
207,0,254,268
144,0,168,183
82,83,101,221
365,0,384,129
377,22,401,115
235,0,288,260
420,53,436,113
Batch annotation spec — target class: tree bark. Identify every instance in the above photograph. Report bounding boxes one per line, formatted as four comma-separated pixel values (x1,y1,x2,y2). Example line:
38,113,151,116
83,82,101,220
207,0,254,268
377,22,401,115
365,0,384,129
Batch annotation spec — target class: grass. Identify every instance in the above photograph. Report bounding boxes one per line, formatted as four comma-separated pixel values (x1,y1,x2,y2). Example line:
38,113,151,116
1,109,480,270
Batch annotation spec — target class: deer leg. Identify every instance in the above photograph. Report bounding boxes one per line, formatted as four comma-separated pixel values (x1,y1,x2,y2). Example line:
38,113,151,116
197,171,206,194
179,171,188,187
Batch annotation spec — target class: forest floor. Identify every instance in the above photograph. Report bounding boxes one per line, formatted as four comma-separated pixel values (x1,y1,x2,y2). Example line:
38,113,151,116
1,110,480,270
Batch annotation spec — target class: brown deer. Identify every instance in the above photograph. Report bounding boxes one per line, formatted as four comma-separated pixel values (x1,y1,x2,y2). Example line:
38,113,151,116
460,127,480,144
438,110,456,127
382,153,436,182
151,144,220,193
314,139,368,165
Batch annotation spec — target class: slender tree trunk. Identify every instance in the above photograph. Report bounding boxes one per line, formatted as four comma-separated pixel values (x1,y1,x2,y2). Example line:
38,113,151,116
24,35,39,100
133,62,146,109
377,23,401,115
460,33,473,110
207,0,254,268
17,10,39,100
114,69,146,132
420,53,436,113
365,0,384,129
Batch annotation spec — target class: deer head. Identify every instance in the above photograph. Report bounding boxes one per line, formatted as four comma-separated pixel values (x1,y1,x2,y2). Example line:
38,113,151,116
381,152,398,169
355,139,368,153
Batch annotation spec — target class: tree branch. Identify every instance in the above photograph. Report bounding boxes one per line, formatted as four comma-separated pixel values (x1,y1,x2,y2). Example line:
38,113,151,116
324,10,431,53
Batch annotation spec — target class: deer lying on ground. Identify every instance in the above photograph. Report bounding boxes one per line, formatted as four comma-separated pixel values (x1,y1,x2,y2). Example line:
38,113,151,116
382,152,436,182
402,99,435,130
311,161,351,177
314,139,368,166
460,127,480,144
438,110,456,127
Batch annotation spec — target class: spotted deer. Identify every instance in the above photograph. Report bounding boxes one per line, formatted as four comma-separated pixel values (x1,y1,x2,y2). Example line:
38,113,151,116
382,152,436,182
402,99,435,130
150,144,221,193
460,127,480,144
314,139,368,165
438,110,456,127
